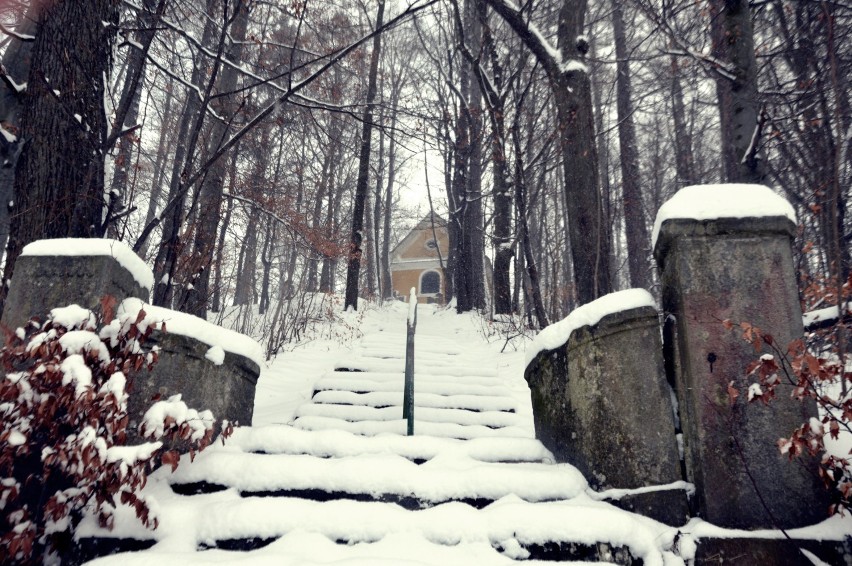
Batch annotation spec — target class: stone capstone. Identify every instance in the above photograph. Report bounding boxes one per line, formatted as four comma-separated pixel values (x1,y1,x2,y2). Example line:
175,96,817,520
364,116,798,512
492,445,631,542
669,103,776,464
2,254,149,330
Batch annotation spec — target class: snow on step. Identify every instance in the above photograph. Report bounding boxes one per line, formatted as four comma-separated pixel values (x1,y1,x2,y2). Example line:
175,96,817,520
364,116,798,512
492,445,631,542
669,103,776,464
335,358,498,378
168,450,584,504
313,376,512,398
80,486,670,566
311,390,517,413
228,426,551,464
325,369,503,388
295,403,524,429
293,415,532,440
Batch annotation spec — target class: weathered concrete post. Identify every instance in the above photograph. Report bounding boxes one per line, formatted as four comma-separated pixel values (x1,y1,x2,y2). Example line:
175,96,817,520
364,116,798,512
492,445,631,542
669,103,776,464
525,289,688,525
1,239,152,329
653,184,828,529
119,299,262,444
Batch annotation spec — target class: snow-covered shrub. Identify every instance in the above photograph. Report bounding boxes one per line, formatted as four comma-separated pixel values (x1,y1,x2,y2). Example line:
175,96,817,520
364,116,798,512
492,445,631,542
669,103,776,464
0,301,226,563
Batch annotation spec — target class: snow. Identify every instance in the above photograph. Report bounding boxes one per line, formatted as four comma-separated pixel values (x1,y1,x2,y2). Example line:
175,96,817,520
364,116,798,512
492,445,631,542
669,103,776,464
408,287,417,322
561,59,588,74
7,429,26,446
118,298,264,367
106,442,162,467
141,394,214,442
526,289,657,365
68,300,850,565
0,125,17,143
50,304,97,330
803,302,851,329
205,345,226,366
21,238,154,291
58,330,111,363
59,354,94,397
651,184,797,249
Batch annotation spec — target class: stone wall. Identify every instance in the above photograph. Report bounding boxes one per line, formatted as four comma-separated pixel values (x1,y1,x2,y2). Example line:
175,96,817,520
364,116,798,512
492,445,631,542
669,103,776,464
525,184,834,533
525,304,687,525
127,329,259,443
1,239,261,448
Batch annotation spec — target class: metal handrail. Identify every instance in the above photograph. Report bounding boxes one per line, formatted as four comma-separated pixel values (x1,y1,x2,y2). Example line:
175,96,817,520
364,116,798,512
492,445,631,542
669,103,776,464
402,287,417,436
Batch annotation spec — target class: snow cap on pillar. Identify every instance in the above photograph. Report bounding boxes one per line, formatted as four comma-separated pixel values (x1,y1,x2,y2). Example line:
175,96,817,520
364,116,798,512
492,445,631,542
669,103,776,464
652,184,796,262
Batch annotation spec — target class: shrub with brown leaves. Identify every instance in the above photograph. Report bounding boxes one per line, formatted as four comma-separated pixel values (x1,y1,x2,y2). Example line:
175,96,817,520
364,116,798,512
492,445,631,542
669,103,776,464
0,300,225,564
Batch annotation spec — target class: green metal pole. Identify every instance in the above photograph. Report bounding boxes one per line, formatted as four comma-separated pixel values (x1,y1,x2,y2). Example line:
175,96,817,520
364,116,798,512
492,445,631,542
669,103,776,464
403,288,417,435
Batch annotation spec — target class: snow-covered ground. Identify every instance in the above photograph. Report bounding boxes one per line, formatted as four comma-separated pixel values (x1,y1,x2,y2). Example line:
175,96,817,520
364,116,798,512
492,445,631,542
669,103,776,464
79,301,851,565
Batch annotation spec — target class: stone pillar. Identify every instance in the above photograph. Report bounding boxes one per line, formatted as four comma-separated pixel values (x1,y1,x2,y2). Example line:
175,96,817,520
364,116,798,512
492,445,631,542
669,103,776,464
654,185,828,529
121,302,261,447
525,294,687,525
1,238,151,329
127,330,260,445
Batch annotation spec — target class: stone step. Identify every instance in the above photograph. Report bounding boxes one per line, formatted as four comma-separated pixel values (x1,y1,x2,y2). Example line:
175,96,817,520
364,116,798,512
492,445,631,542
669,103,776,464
224,426,552,464
295,403,524,429
314,376,512,398
200,532,637,564
81,495,657,564
310,390,517,413
325,369,504,388
165,450,581,505
335,358,498,378
292,415,532,439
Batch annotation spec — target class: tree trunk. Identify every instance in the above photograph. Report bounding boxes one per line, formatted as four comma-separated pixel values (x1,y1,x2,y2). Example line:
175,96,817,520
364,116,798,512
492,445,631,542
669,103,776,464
211,193,234,312
380,100,398,299
259,219,274,315
233,205,260,306
0,2,39,260
139,71,177,259
611,0,651,290
554,0,611,304
181,0,250,317
106,0,164,238
344,0,385,311
3,0,118,304
483,0,612,305
670,56,696,188
512,124,548,329
151,0,223,306
710,0,764,183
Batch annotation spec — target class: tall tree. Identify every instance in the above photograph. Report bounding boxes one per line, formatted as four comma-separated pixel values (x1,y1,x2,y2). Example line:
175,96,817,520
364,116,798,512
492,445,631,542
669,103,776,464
344,0,385,311
710,0,763,183
611,0,651,290
3,0,119,305
0,1,39,258
483,0,612,305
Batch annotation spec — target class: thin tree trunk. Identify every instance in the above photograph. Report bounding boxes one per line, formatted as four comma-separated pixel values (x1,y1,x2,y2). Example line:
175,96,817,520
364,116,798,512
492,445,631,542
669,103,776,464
611,0,651,290
512,124,548,328
182,0,250,316
380,101,398,299
211,193,234,312
152,0,224,306
344,0,385,311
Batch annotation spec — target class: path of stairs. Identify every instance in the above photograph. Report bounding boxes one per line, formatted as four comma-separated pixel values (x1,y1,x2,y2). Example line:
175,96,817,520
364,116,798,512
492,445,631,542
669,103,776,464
79,306,678,565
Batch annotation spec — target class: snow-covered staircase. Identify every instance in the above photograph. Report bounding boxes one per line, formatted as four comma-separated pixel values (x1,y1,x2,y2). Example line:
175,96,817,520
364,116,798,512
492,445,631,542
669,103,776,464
79,305,679,565
293,330,531,440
